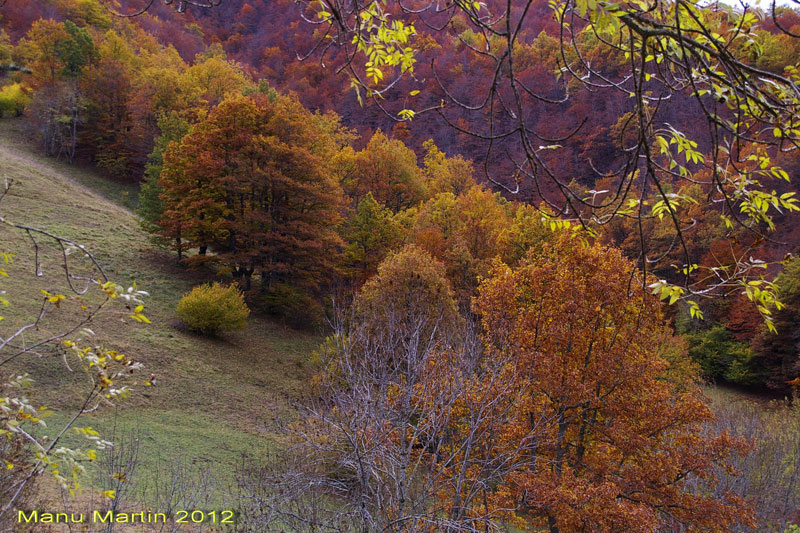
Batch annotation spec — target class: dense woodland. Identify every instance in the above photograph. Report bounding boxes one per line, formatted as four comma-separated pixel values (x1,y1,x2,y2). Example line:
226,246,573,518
1,0,800,531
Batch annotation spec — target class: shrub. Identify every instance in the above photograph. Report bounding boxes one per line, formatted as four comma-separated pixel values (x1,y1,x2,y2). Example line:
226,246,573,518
0,83,29,117
176,282,250,335
689,388,800,530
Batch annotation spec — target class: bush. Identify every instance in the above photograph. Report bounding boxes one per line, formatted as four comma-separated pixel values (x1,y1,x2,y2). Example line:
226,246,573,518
689,388,800,530
0,83,29,117
176,282,250,335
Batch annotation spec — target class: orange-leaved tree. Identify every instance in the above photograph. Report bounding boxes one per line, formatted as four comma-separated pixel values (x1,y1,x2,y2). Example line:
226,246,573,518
470,235,753,532
236,233,753,531
158,92,345,296
334,130,428,212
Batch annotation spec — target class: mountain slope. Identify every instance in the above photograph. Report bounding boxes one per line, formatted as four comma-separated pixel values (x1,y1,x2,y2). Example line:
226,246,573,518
0,117,317,503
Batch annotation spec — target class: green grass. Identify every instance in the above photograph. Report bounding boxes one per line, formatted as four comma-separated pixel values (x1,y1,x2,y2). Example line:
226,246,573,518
0,117,319,507
36,408,275,508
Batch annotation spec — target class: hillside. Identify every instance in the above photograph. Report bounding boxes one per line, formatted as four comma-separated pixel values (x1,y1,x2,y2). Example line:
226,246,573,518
0,117,318,508
2,0,800,529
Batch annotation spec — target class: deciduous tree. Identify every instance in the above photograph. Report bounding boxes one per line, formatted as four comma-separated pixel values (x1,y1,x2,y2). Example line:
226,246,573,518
752,257,800,390
158,92,345,297
335,130,428,211
421,139,475,197
472,235,752,531
244,246,519,531
19,18,97,162
410,185,512,301
340,192,403,285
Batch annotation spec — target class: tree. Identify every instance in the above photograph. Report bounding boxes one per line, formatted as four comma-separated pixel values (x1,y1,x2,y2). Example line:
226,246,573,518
101,0,223,17
422,139,476,197
354,244,462,356
335,130,428,211
57,20,96,78
158,92,345,295
81,29,137,178
54,0,113,29
409,185,512,301
19,18,97,162
137,111,188,238
752,257,800,390
685,324,766,386
298,0,800,325
497,201,552,267
471,235,752,531
340,192,403,284
240,235,752,531
0,29,12,65
179,50,253,117
241,246,521,531
123,0,800,325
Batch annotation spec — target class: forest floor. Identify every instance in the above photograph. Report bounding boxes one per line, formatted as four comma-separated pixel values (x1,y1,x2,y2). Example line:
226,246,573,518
0,118,319,516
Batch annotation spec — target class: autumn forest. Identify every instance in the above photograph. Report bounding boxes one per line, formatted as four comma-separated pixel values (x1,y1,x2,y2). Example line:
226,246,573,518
1,0,800,531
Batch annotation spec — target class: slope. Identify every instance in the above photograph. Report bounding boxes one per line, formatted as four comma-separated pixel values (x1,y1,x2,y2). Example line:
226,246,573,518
0,117,318,504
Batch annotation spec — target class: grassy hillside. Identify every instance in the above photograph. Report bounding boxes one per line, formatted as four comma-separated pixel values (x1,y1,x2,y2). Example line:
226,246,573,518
0,118,318,509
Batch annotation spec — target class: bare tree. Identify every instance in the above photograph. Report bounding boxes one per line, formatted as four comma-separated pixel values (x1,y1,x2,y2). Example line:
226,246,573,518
29,81,84,163
237,290,549,531
97,425,142,533
686,392,800,531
